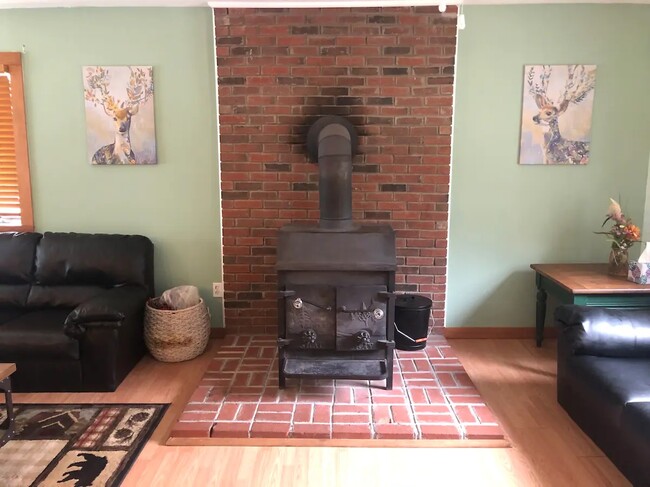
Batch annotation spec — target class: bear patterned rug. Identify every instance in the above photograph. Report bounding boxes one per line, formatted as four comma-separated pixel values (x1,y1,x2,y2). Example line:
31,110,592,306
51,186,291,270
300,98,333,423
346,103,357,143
0,403,166,487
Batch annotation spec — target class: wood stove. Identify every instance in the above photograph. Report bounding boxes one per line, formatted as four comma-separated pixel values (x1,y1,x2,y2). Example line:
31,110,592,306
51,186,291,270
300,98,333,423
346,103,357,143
277,116,397,389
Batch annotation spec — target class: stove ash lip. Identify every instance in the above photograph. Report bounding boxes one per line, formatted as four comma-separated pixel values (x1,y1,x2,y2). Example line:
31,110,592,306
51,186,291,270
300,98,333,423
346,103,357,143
307,115,359,232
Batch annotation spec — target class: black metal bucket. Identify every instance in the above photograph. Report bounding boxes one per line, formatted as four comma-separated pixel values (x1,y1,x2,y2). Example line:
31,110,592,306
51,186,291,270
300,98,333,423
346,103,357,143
394,294,432,351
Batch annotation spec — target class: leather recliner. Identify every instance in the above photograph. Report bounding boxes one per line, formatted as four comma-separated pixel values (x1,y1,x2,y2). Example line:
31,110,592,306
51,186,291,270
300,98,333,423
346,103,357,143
555,305,650,486
0,232,154,392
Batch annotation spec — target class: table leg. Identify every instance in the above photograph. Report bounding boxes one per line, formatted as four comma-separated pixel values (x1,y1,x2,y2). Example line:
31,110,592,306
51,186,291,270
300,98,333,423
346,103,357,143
536,287,548,347
0,376,15,447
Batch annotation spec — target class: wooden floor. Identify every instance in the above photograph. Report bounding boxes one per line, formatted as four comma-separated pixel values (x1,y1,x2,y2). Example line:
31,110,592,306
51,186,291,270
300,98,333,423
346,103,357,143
13,338,630,487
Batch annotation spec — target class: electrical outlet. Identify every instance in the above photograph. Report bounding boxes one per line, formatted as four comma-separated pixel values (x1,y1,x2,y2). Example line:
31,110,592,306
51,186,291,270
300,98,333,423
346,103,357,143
212,282,224,298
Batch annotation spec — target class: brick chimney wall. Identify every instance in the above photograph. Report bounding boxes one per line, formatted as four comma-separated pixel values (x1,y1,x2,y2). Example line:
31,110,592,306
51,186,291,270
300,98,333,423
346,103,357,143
215,7,456,334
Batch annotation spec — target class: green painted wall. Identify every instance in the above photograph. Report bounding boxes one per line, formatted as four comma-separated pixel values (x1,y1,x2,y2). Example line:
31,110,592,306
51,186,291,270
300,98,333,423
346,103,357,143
3,5,649,330
644,153,650,237
0,8,223,326
448,5,650,327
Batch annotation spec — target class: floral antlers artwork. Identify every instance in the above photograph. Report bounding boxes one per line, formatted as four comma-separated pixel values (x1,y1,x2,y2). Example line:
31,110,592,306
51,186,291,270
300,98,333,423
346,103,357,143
83,66,156,165
595,198,641,277
519,65,596,165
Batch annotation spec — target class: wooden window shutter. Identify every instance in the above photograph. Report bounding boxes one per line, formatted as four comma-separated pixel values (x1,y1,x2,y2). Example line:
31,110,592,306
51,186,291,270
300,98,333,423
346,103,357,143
0,53,33,231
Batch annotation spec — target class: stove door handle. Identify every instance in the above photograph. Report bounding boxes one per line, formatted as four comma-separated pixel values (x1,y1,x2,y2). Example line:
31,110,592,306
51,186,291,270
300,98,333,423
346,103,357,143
338,306,383,314
279,291,332,310
295,298,332,311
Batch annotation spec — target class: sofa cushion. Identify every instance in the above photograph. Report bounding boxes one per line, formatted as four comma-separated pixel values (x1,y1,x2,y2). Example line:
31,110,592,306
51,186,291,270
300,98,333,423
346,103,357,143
0,308,25,325
0,232,41,284
556,305,650,358
0,309,79,360
26,285,107,309
569,354,650,406
0,284,30,307
34,232,153,289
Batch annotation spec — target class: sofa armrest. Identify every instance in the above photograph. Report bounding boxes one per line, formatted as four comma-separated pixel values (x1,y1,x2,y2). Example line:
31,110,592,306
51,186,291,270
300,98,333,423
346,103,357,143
64,286,149,337
66,285,149,391
554,305,650,358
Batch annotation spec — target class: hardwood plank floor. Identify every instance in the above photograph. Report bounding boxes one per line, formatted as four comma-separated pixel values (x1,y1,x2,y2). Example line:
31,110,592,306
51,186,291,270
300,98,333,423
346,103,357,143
11,338,630,487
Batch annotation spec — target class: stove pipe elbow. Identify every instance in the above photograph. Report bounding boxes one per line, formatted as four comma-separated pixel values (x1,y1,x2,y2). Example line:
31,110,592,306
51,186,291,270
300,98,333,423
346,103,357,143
307,116,358,231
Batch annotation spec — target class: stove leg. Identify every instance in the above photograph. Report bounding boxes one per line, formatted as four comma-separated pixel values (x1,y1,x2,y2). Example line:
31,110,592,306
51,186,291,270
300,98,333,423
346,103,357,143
386,355,394,390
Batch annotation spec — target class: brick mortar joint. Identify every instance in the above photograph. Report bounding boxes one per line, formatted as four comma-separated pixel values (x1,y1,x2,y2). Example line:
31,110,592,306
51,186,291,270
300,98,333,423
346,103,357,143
216,9,454,329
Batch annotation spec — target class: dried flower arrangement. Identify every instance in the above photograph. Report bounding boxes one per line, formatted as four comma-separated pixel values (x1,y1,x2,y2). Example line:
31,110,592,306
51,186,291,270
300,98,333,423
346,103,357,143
595,198,641,276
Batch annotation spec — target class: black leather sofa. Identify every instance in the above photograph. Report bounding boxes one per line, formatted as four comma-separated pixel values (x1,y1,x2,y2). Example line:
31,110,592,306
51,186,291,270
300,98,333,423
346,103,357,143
555,305,650,486
0,232,154,392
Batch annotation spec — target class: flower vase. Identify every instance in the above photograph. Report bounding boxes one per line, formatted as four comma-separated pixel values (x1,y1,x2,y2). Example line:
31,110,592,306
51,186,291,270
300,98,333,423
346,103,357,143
608,247,629,277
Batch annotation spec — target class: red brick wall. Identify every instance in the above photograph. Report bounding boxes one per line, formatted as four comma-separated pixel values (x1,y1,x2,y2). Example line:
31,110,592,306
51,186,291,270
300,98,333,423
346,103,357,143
215,7,456,334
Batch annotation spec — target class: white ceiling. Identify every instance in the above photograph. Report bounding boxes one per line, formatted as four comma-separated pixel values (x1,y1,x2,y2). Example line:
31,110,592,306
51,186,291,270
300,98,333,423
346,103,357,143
0,0,647,7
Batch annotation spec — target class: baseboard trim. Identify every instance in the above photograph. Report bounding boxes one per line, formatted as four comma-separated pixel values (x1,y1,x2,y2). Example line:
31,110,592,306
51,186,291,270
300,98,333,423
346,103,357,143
442,327,558,339
209,328,227,338
210,326,555,340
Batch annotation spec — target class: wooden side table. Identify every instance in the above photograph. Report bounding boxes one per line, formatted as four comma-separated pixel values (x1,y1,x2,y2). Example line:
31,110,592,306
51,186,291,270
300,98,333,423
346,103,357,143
0,363,16,447
531,264,650,347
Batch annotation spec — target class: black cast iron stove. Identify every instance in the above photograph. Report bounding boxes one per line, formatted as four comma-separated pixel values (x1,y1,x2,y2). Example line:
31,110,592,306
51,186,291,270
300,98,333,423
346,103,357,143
277,116,397,389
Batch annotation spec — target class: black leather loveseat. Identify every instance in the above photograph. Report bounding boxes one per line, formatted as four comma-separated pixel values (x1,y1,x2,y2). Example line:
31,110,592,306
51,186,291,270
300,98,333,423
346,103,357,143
0,232,154,392
555,305,650,486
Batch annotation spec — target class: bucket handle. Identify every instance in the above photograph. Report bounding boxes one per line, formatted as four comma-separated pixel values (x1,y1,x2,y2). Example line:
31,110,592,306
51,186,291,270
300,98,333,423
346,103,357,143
394,322,428,344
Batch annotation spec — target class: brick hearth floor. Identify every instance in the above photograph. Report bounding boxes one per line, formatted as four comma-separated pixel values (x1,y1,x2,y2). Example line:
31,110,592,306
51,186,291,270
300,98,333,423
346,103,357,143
169,334,505,442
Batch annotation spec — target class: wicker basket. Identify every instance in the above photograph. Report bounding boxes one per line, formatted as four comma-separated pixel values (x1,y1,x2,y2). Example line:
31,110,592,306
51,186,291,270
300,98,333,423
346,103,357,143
144,298,210,362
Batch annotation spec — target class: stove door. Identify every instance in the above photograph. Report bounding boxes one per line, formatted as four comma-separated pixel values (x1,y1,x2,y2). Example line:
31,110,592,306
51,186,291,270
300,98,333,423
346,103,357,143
285,285,336,350
336,285,388,351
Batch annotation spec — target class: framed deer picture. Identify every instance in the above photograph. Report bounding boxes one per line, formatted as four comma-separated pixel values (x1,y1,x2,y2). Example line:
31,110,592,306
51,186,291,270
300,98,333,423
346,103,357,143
519,65,596,165
83,66,157,165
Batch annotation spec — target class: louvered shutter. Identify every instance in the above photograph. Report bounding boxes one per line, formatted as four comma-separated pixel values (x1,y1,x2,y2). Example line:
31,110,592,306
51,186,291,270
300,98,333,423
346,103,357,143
0,73,21,225
0,54,33,231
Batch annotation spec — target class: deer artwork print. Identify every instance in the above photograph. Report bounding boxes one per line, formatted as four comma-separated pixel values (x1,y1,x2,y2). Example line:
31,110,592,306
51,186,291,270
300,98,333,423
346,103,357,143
519,65,597,165
83,66,156,165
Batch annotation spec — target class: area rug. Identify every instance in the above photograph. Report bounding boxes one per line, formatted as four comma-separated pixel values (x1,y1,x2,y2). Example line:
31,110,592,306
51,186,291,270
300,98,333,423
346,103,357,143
0,403,167,487
169,334,508,446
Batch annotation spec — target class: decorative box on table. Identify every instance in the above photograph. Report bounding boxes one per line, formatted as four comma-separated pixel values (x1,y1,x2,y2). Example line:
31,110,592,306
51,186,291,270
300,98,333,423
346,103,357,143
628,261,650,284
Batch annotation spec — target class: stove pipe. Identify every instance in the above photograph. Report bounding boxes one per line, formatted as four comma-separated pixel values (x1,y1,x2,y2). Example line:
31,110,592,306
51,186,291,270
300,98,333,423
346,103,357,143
306,116,358,231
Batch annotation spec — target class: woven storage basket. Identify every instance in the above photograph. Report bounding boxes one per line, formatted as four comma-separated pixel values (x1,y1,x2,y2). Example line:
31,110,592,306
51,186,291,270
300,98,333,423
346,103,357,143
144,298,210,362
